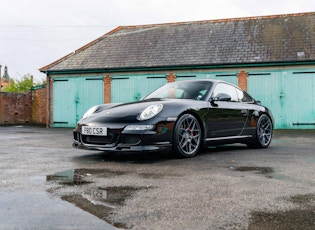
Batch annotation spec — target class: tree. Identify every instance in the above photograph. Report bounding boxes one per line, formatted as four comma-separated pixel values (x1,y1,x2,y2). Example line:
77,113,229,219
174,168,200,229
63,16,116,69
2,74,46,93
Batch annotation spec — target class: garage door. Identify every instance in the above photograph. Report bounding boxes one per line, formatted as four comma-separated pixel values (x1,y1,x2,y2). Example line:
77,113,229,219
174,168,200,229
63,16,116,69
248,70,315,129
283,71,315,129
111,75,167,103
53,77,104,127
176,72,238,85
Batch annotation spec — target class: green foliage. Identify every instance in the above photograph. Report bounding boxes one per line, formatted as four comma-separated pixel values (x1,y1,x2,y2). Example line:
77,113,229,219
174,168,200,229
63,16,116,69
2,74,46,93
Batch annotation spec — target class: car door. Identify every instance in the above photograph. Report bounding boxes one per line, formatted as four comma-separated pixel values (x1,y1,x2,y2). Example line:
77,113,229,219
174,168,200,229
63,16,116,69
206,83,249,138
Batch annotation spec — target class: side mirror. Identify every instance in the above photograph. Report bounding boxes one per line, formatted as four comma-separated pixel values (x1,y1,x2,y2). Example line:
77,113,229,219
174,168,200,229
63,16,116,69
213,93,231,102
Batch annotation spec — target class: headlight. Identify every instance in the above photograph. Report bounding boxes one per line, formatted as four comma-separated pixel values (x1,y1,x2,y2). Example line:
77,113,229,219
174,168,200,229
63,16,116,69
82,105,99,119
138,104,163,121
124,125,155,131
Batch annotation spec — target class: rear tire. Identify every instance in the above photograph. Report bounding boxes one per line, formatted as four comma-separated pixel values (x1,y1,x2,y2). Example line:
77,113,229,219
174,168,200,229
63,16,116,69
173,114,202,158
247,114,273,148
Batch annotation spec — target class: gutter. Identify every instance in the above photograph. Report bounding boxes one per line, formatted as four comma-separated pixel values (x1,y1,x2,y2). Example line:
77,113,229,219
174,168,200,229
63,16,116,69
43,61,315,75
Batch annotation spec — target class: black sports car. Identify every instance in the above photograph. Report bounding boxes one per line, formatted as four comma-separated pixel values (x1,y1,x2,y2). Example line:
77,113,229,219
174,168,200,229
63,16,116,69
73,79,274,158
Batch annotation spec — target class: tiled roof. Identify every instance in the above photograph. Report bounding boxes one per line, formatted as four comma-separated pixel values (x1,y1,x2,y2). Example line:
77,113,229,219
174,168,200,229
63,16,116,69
41,12,315,72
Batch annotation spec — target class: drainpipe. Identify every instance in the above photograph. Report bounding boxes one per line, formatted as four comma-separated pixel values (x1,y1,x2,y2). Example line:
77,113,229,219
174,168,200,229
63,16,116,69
46,72,51,128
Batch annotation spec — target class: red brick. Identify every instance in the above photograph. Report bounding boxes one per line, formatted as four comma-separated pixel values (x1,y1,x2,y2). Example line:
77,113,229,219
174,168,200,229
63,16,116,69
238,71,248,91
104,75,111,103
167,73,176,82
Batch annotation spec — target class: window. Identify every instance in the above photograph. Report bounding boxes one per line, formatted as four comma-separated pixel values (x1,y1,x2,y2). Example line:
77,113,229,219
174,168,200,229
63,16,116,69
212,83,238,102
236,88,253,102
157,87,184,99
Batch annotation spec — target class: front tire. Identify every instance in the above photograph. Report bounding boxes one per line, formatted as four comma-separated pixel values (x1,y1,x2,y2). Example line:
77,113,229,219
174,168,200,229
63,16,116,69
247,114,273,148
173,114,202,158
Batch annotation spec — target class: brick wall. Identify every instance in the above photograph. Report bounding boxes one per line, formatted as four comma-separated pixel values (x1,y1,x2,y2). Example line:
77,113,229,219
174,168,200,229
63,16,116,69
0,86,47,126
0,92,32,125
32,86,47,125
104,75,111,103
167,73,176,82
238,71,248,91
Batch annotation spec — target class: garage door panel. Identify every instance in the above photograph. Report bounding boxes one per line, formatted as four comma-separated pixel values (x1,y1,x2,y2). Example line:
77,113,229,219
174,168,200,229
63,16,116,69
76,78,104,122
248,70,315,129
111,75,166,103
53,79,76,127
143,77,167,98
288,72,315,128
111,77,133,103
53,77,104,128
248,72,282,128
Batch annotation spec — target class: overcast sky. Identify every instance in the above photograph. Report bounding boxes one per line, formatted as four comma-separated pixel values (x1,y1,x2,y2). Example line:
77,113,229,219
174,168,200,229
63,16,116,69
1,0,314,81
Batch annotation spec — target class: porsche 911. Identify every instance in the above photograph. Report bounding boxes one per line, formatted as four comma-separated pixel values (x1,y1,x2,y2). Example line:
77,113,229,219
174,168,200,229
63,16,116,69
73,79,274,158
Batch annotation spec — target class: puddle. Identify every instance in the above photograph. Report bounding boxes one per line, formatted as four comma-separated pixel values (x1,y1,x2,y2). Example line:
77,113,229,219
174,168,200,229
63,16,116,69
232,166,301,182
137,172,169,179
271,173,291,181
0,192,114,229
47,168,151,228
286,194,315,207
62,186,150,229
232,166,274,178
46,169,92,185
89,186,146,206
248,194,315,230
76,168,127,177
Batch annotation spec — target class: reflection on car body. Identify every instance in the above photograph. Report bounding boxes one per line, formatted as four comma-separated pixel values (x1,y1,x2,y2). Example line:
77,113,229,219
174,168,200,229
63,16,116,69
73,79,274,158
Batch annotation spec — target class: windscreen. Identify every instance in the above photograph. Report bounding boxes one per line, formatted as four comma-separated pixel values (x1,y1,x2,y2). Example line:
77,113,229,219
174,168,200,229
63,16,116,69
144,81,213,101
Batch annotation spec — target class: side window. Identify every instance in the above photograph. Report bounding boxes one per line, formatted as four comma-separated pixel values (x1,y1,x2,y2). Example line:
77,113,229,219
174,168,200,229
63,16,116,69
236,88,253,102
213,83,238,102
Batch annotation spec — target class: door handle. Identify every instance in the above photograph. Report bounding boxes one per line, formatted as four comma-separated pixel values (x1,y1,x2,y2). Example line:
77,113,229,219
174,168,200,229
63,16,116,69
75,96,80,103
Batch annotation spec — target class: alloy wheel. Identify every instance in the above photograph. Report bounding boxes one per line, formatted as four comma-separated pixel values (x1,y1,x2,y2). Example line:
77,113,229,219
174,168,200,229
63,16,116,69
173,114,202,157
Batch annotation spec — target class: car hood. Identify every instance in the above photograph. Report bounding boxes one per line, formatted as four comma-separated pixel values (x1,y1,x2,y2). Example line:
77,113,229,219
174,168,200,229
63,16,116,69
78,98,206,125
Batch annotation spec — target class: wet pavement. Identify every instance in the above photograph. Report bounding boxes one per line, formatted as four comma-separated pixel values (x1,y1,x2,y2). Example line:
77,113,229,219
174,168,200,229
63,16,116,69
0,126,117,230
0,126,315,229
0,192,115,229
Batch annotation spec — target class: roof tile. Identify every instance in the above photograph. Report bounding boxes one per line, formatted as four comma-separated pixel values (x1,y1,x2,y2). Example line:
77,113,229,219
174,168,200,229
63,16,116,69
42,12,315,72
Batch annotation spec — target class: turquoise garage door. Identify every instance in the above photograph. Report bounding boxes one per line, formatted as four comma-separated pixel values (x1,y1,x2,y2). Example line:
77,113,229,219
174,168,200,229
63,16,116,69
53,77,104,127
111,75,167,103
248,70,315,129
176,72,238,85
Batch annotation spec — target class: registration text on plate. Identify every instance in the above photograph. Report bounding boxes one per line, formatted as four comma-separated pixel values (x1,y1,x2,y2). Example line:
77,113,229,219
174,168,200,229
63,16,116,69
82,126,107,136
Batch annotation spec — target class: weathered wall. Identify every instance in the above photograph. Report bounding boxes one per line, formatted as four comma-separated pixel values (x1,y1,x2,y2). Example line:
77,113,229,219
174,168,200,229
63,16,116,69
32,86,47,125
0,86,47,126
0,92,32,125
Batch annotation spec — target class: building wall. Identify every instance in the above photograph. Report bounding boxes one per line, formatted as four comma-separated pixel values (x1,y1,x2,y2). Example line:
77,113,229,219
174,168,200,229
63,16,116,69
0,78,10,90
0,92,32,125
0,87,47,126
32,86,47,125
46,66,315,129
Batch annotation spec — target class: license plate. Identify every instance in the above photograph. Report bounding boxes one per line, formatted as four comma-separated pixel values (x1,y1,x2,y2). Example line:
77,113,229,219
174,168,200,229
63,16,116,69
81,126,107,136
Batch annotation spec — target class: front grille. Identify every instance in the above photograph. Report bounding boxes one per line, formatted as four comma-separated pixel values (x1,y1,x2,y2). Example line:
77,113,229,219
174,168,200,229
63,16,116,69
74,129,142,146
119,134,141,145
82,134,118,145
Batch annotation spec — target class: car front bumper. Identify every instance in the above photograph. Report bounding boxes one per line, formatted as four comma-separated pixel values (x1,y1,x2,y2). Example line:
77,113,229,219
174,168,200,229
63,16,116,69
72,121,175,152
